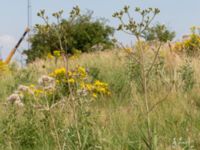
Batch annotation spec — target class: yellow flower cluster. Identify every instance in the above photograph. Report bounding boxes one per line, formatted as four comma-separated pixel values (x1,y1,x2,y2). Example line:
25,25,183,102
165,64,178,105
0,61,8,74
47,50,61,59
50,66,87,83
50,66,111,98
174,27,200,55
49,67,66,79
53,50,61,57
7,66,111,109
81,80,111,98
174,34,200,53
28,84,46,97
77,66,87,78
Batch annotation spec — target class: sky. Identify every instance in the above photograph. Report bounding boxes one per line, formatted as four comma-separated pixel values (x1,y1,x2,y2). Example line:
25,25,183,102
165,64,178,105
0,0,200,60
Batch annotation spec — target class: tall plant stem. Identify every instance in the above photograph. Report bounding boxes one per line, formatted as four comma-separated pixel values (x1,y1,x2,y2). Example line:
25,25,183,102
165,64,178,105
137,37,152,149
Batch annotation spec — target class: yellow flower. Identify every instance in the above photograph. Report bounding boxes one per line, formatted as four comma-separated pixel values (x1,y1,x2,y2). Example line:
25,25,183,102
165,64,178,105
92,93,97,98
47,53,54,59
68,71,72,77
34,89,44,97
85,84,93,91
97,87,106,93
124,47,132,54
50,67,66,78
68,78,75,84
56,80,60,84
78,66,87,78
0,61,8,73
30,84,35,88
53,50,61,57
55,67,66,75
94,80,108,87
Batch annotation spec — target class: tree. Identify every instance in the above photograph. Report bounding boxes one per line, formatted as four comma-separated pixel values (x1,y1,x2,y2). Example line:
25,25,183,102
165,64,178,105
23,8,114,63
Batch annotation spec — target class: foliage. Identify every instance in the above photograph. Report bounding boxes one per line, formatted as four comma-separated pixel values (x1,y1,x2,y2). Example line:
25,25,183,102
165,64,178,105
1,48,200,149
113,5,178,149
23,7,114,63
50,66,111,98
174,26,200,56
2,64,110,149
1,3,200,150
179,60,195,92
143,24,176,42
113,6,160,39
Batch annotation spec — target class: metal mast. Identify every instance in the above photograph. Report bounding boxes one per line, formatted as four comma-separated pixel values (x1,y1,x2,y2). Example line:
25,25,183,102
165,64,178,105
27,0,32,50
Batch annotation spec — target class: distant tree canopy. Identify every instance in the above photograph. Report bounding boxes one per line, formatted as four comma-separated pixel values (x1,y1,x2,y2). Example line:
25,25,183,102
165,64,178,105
144,24,176,42
23,10,115,63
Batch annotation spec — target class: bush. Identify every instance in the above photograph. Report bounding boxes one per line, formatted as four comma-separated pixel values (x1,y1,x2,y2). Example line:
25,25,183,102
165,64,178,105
174,27,200,56
23,9,115,63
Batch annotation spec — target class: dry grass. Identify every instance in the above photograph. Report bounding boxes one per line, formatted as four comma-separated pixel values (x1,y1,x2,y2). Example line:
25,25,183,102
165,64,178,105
0,48,200,149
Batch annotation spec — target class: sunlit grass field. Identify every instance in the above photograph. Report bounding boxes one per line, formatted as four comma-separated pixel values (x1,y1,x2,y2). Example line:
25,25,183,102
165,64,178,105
0,48,200,150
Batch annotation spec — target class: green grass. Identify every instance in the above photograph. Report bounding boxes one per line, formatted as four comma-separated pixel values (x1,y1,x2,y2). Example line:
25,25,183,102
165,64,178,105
0,49,200,149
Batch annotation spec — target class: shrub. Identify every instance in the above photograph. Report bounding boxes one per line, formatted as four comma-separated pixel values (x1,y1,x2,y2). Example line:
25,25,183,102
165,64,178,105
174,26,200,56
23,8,114,63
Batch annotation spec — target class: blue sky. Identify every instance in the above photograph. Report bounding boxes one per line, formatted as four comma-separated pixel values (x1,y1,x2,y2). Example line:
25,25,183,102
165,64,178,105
0,0,200,59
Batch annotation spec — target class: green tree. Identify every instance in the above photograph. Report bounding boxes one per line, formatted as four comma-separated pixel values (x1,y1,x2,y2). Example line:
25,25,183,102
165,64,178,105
23,8,114,63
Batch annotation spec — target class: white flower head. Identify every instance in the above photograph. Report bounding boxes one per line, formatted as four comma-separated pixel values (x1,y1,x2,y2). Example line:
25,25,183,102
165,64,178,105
38,75,55,86
7,93,21,104
18,85,30,92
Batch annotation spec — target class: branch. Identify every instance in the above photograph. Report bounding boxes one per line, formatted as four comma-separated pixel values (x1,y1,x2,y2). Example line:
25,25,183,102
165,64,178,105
146,42,162,78
148,82,174,113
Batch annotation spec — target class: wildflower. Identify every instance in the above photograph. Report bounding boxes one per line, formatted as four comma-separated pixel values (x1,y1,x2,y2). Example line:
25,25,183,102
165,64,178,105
94,80,108,87
93,80,110,95
50,67,66,78
30,84,35,88
68,78,75,84
85,84,93,91
78,66,87,78
56,80,60,84
68,71,73,77
7,93,21,104
92,93,97,98
0,61,8,73
124,47,133,53
47,53,54,59
38,75,55,85
34,89,44,96
53,50,61,57
18,85,29,92
28,85,36,95
96,87,106,93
